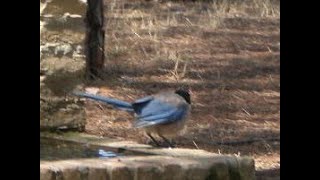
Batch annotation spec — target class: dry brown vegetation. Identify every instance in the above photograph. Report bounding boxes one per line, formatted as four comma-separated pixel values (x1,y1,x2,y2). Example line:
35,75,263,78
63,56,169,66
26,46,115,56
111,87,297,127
75,0,279,177
79,0,280,175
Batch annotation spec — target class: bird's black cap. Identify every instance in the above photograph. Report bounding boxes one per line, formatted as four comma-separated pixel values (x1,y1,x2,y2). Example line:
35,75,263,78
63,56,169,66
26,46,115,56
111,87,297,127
175,87,191,104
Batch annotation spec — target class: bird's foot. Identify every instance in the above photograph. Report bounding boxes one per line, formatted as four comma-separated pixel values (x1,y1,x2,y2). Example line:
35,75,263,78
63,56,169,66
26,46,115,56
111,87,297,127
146,139,159,147
159,135,177,148
160,141,176,148
145,139,176,148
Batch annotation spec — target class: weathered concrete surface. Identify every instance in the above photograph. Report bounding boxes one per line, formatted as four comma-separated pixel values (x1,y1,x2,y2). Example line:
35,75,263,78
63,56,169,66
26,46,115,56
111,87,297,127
41,156,255,180
40,132,256,180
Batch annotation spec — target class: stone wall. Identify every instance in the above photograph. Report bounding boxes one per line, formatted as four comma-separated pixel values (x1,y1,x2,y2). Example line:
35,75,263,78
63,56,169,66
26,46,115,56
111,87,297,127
41,156,255,180
40,0,87,131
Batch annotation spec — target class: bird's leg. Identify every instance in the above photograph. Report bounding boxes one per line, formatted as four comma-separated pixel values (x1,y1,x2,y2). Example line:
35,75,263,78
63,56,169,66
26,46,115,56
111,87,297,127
147,133,161,147
159,135,175,148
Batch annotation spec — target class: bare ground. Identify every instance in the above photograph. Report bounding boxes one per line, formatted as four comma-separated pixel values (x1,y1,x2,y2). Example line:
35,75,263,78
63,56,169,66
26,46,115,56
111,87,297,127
80,0,280,177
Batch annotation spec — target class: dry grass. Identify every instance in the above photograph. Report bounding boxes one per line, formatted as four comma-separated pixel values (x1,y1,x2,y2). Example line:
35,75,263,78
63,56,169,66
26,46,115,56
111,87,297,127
77,0,280,173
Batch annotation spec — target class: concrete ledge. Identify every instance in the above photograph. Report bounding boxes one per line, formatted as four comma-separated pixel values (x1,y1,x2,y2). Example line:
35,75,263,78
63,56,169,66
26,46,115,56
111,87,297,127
40,132,255,180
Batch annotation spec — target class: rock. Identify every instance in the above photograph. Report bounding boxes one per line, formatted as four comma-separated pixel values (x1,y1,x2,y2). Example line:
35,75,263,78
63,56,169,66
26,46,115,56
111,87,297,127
54,44,73,57
40,67,48,75
75,45,83,54
63,12,82,19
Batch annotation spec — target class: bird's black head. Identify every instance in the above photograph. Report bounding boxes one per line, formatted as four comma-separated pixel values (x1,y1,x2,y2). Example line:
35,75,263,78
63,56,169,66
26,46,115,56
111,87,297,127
175,88,191,104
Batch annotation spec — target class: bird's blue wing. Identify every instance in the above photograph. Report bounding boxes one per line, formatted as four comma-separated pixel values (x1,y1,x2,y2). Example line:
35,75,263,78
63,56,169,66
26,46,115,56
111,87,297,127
132,96,154,114
134,96,154,104
133,99,188,128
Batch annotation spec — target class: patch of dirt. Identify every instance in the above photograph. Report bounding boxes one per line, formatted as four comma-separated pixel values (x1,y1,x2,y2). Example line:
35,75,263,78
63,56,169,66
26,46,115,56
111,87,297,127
82,0,280,177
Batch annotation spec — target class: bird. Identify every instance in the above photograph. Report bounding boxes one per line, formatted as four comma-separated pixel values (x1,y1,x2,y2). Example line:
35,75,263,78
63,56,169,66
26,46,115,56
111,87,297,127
73,88,191,148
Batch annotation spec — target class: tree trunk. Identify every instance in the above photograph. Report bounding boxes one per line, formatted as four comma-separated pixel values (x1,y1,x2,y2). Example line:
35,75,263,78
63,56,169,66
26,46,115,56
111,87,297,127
85,0,105,79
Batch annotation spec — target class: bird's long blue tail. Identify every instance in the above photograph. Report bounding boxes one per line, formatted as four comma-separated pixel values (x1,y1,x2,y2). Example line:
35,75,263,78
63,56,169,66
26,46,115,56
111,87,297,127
73,91,134,112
